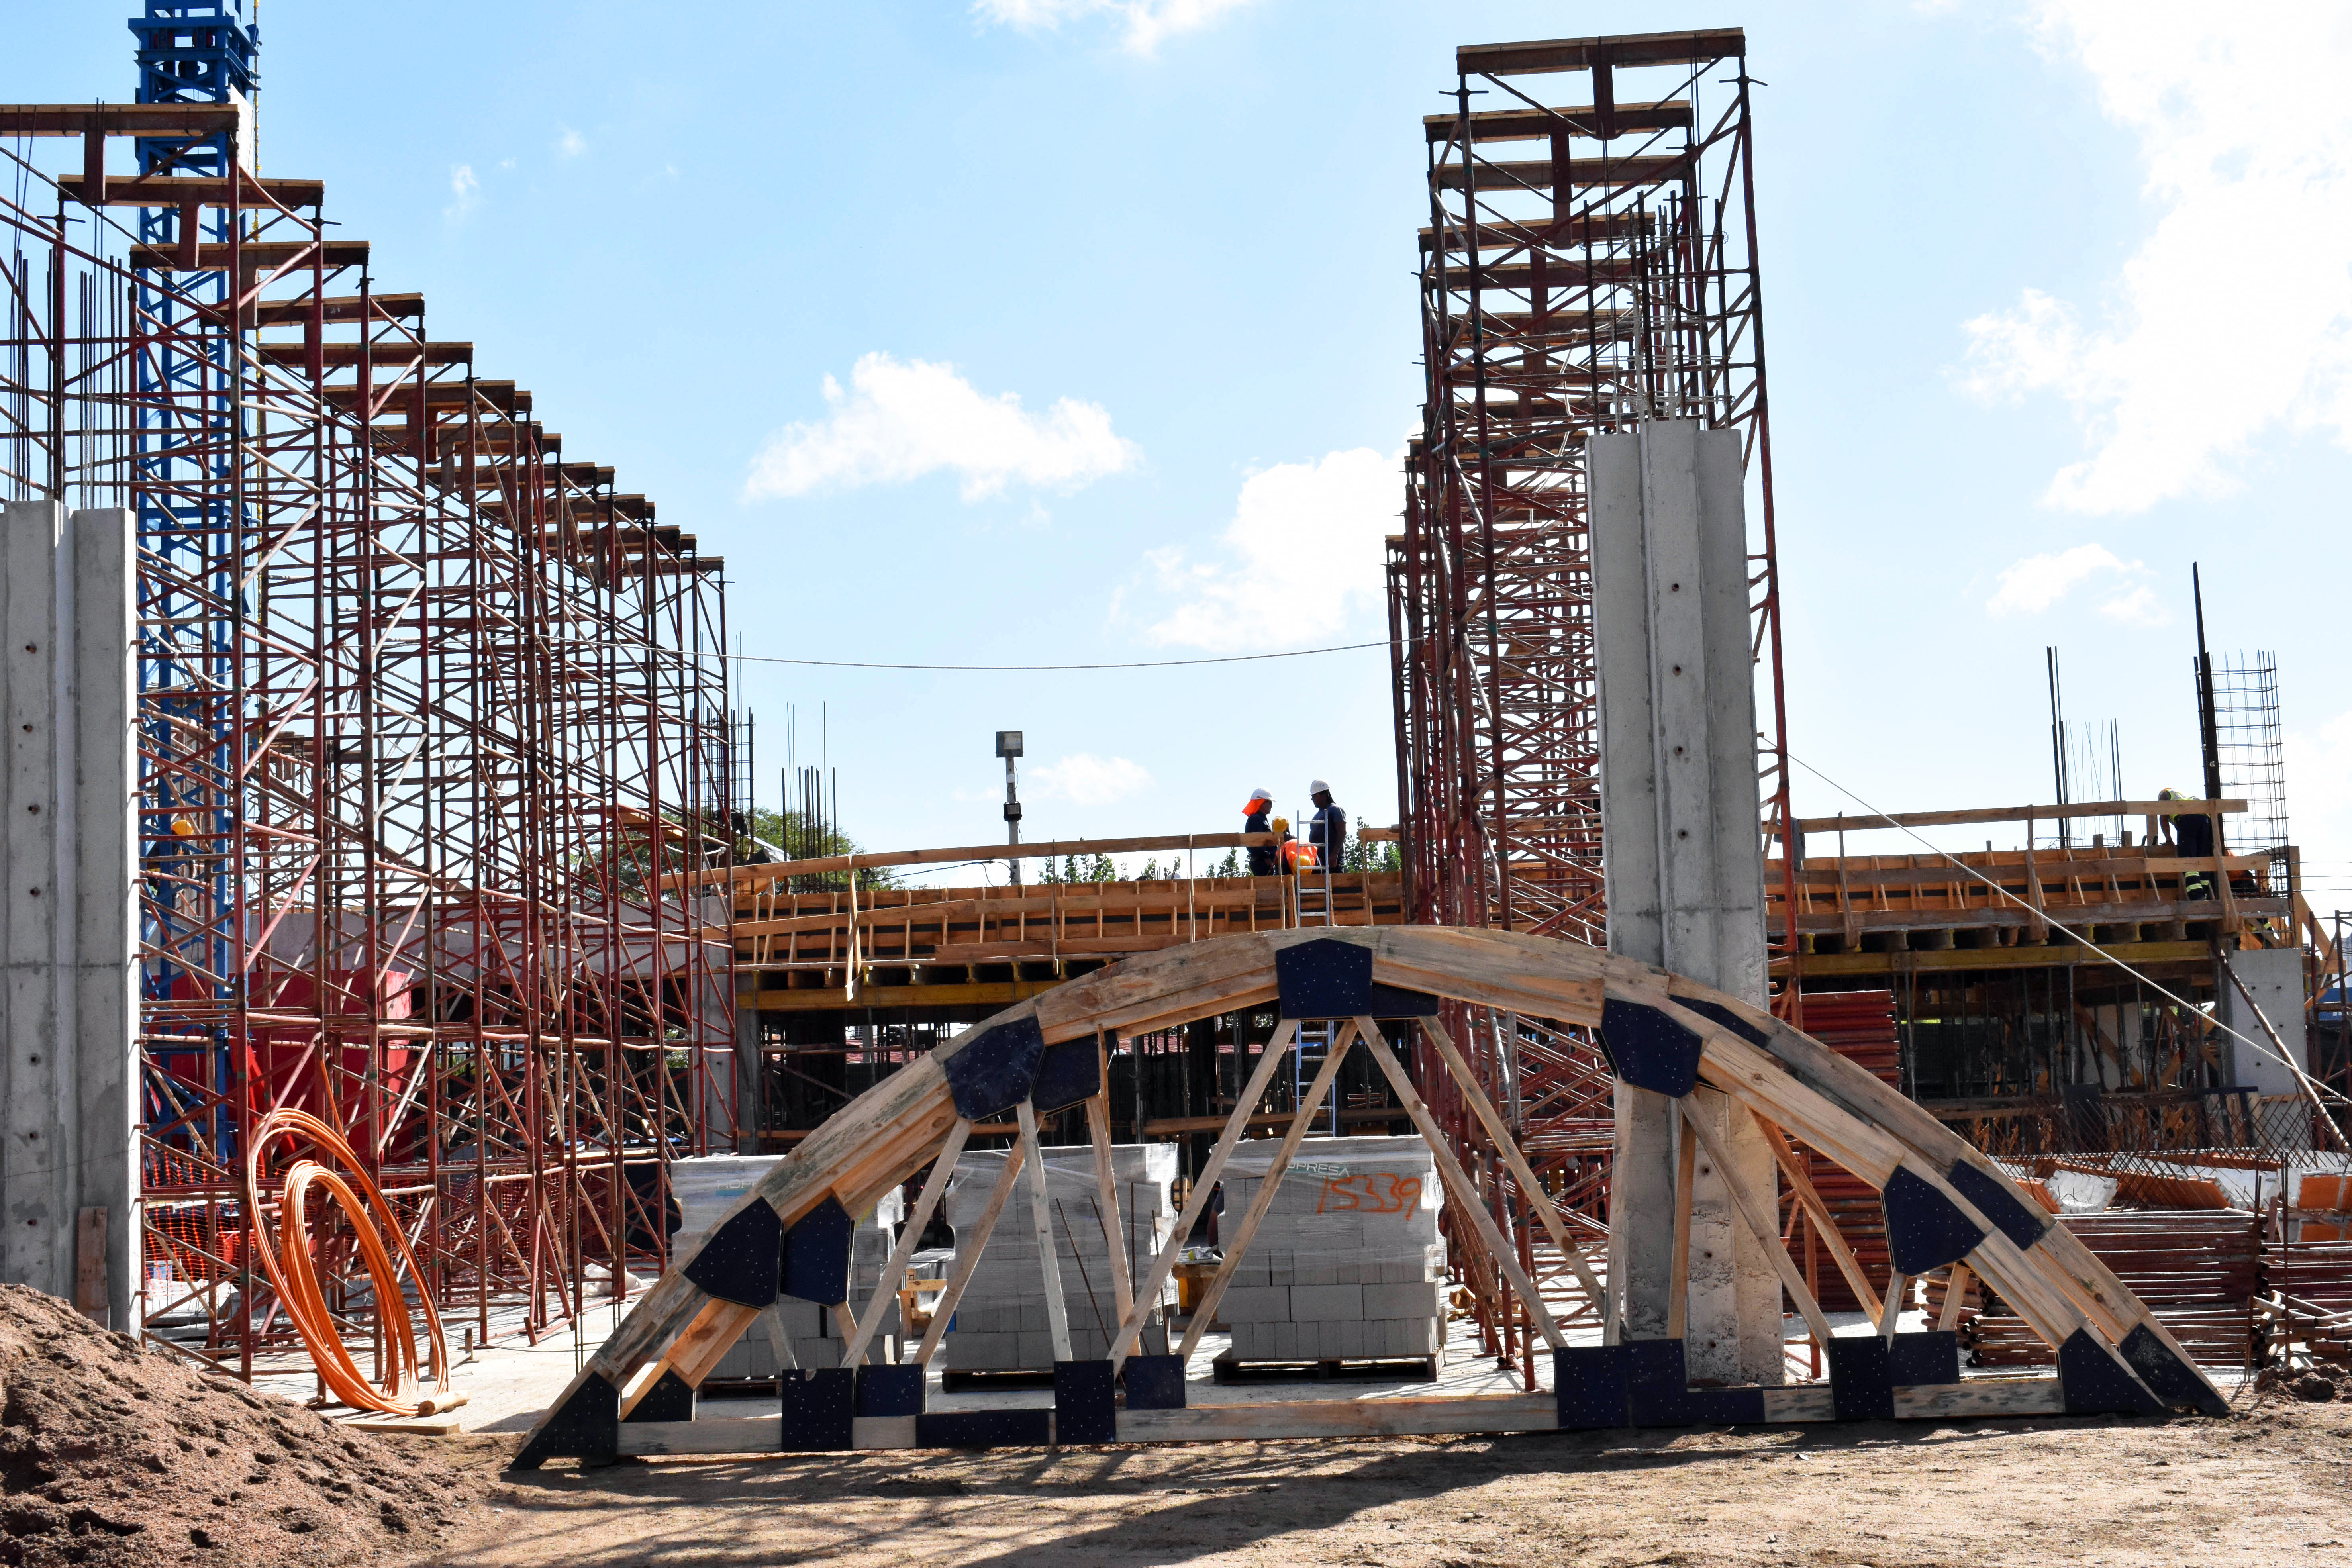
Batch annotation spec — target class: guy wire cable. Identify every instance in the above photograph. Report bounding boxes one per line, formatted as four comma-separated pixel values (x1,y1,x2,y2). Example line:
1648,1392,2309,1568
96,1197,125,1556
1788,750,2351,1118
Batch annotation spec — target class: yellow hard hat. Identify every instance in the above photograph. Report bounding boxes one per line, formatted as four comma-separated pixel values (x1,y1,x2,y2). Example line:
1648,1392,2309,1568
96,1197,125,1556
169,815,198,837
1271,816,1289,833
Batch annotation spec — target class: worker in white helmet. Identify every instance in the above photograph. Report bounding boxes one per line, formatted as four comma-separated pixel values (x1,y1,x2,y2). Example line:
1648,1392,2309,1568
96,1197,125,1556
1307,778,1346,873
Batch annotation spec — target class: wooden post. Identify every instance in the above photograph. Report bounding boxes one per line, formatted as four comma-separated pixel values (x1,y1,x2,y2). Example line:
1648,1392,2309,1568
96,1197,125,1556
1177,1022,1361,1360
1676,1097,1833,1349
914,1136,1027,1366
1419,1017,1607,1313
1666,1123,1697,1340
1356,1018,1566,1349
1015,1100,1072,1364
1751,1111,1883,1320
1109,1020,1299,1368
839,1117,971,1368
1880,1271,1907,1343
1083,1082,1134,1322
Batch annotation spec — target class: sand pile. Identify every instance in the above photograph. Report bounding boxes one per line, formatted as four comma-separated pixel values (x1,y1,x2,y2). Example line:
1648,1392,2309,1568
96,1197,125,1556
0,1282,484,1567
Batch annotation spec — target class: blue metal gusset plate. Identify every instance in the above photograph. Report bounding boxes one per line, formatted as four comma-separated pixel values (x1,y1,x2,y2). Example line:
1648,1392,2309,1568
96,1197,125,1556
681,1198,783,1309
2058,1328,2164,1416
855,1364,923,1418
2119,1322,2228,1416
1597,997,1704,1098
1031,1038,1101,1114
1887,1331,1960,1388
781,1195,855,1306
1685,1385,1767,1425
1826,1334,1895,1421
1882,1166,1989,1276
781,1367,855,1451
945,1015,1047,1120
1123,1354,1187,1410
1671,996,1772,1049
509,1372,619,1470
623,1369,694,1424
1054,1360,1117,1444
1276,938,1374,1019
1553,1344,1630,1430
1625,1338,1695,1427
1944,1158,2050,1251
1367,982,1441,1018
916,1408,1053,1448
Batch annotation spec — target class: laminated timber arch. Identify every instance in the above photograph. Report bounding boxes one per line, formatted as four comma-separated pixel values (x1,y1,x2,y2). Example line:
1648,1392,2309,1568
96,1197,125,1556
513,927,2225,1467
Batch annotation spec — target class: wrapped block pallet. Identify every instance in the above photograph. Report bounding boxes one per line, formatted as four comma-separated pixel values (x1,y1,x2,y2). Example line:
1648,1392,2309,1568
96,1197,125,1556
670,1154,906,1375
1218,1135,1448,1365
940,1144,1177,1370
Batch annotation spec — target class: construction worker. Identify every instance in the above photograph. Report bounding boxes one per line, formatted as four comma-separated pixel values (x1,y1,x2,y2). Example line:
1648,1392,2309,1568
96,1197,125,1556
1307,779,1347,872
2158,787,2215,900
1244,787,1276,876
1274,817,1318,873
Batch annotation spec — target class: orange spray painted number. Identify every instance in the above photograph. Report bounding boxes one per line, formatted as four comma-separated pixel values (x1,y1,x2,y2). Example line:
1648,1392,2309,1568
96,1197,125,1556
1316,1173,1423,1215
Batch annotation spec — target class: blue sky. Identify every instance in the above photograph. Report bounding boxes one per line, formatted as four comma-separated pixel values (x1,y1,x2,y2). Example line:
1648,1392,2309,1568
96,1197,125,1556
10,2,2348,905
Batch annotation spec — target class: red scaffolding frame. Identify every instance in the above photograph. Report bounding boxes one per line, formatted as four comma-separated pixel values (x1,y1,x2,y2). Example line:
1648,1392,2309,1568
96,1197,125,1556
0,103,739,1379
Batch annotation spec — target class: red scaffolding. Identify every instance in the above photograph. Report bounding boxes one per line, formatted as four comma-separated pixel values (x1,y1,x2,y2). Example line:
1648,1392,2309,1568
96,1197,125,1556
1386,30,1797,1380
0,102,739,1378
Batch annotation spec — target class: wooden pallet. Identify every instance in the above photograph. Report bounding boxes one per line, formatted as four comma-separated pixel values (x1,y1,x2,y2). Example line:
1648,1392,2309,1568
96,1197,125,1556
1211,1354,1439,1384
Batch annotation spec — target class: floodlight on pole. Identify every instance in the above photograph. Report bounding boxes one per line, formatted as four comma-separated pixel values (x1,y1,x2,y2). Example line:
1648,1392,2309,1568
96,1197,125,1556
997,731,1023,885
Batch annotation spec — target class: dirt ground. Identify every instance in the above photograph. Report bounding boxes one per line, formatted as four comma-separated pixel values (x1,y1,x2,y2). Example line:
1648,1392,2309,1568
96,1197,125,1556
0,1283,485,1568
417,1383,2352,1568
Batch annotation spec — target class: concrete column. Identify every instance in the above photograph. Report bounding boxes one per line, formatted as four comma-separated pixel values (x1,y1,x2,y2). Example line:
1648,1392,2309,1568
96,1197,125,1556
1591,422,1780,1383
2219,948,2310,1107
734,996,761,1154
0,504,139,1328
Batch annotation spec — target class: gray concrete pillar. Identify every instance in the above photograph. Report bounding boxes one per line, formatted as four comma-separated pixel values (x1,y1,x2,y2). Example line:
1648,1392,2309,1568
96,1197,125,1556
0,503,139,1328
1591,421,1780,1383
2219,947,2310,1108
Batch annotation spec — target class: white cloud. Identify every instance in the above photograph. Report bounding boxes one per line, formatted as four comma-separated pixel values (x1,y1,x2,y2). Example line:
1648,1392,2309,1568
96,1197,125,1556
743,353,1138,503
1957,2,2352,514
1985,541,2166,623
556,127,587,158
444,164,480,221
2285,708,2352,882
974,0,1252,54
1145,448,1398,652
1030,753,1152,807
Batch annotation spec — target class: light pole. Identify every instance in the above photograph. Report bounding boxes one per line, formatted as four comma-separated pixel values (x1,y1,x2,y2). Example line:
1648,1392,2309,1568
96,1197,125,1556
997,731,1023,886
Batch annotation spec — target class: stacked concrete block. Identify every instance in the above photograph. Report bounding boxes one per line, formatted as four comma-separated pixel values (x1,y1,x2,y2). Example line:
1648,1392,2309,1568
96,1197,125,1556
671,1155,906,1375
939,1144,1177,1370
1217,1135,1448,1364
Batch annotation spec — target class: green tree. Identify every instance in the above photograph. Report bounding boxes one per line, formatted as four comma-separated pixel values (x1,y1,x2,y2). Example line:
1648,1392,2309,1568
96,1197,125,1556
1088,853,1116,883
1217,848,1241,878
745,807,896,890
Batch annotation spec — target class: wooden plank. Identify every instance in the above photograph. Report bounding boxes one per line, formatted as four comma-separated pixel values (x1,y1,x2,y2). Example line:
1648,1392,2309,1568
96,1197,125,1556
1791,799,2245,835
1110,1021,1300,1367
854,1415,920,1449
840,1117,970,1368
1016,1100,1074,1364
1667,1117,1697,1340
1115,1393,1558,1443
1419,1017,1607,1313
1676,1097,1834,1348
618,1416,781,1457
1939,1263,1972,1333
1084,1085,1135,1324
672,831,1278,890
1358,1018,1567,1350
1760,1384,1837,1423
1178,1022,1364,1360
1752,1113,1883,1320
914,1133,1027,1366
1891,1380,2066,1419
1880,1271,1908,1343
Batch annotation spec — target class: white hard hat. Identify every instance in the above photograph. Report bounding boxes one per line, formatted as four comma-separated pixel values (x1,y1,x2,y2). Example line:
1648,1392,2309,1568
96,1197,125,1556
1309,778,1331,795
1248,785,1273,801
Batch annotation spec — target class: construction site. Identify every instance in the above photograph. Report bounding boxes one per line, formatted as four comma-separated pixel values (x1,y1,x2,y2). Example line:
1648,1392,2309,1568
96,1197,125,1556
0,7,2346,1566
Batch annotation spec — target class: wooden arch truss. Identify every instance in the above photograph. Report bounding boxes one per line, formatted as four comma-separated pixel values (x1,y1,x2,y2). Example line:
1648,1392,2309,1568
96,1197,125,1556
514,927,2224,1466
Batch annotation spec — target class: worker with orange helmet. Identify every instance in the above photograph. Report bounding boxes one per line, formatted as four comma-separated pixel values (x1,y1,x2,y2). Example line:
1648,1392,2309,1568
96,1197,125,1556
1244,787,1276,876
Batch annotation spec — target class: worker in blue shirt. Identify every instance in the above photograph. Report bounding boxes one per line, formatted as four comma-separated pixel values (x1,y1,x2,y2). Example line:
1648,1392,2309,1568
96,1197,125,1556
1307,779,1347,873
1244,786,1276,876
